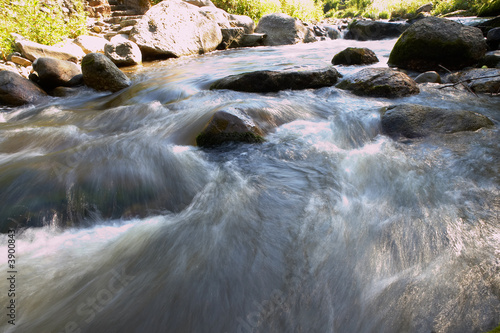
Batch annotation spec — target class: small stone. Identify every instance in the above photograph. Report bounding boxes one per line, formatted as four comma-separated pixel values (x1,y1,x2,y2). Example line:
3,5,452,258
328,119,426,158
10,55,32,67
415,71,441,84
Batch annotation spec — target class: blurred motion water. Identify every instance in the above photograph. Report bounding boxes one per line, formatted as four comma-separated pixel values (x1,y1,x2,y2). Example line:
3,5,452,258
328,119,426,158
0,38,499,332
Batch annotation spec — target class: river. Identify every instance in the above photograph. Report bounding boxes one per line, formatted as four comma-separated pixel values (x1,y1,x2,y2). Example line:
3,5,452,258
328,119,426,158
0,37,499,332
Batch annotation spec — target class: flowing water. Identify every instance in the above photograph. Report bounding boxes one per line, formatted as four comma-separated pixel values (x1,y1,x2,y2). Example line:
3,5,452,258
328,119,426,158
0,38,499,333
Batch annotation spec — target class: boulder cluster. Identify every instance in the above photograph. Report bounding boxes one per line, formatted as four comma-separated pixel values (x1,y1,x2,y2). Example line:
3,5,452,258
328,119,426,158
1,1,497,145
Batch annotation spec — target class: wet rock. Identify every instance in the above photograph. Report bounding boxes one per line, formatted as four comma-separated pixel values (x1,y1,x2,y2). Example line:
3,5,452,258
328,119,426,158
196,109,265,147
487,28,500,50
323,25,341,39
0,70,47,106
478,51,500,68
255,13,316,46
345,20,409,41
336,68,419,98
381,104,494,139
446,68,500,94
332,47,379,66
73,35,108,54
51,86,82,97
129,0,222,59
104,38,142,67
388,17,487,71
211,67,341,93
32,57,83,90
239,33,266,47
81,53,131,92
415,71,441,84
229,14,255,34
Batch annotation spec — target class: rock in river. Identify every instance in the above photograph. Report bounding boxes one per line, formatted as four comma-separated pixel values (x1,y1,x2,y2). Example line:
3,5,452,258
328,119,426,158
254,13,316,46
0,70,47,106
388,17,487,71
196,109,265,147
381,104,494,138
211,67,341,93
332,47,379,66
81,53,131,92
336,68,419,98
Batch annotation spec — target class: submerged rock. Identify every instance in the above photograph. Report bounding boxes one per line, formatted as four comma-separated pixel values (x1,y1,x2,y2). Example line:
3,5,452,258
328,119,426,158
0,70,47,106
129,0,222,59
196,109,265,147
381,104,494,138
81,53,131,92
332,47,379,66
32,57,83,90
345,20,409,41
336,68,419,98
211,67,341,93
388,17,487,71
255,13,316,46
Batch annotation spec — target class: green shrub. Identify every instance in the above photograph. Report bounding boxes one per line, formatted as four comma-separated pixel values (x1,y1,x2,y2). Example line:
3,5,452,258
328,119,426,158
0,0,87,60
211,0,324,21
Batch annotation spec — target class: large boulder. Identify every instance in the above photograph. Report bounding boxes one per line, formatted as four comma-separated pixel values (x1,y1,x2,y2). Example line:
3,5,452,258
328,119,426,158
332,47,379,66
32,57,83,90
388,17,487,71
446,68,500,94
81,53,131,92
104,38,142,67
381,104,494,139
211,67,341,93
229,14,255,34
129,0,222,59
199,6,231,29
254,13,316,46
0,70,47,106
345,20,409,41
336,68,420,98
15,37,84,63
196,109,265,148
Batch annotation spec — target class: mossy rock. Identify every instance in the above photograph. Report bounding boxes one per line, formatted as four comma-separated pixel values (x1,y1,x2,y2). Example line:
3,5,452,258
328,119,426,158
332,47,379,66
388,17,487,71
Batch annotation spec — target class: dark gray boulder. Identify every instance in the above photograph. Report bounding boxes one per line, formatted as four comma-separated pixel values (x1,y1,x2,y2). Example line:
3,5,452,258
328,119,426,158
345,20,409,41
0,70,47,106
381,104,494,139
388,17,487,71
254,13,316,46
487,27,500,50
81,53,131,92
211,67,341,93
336,68,419,98
32,57,83,90
478,51,500,68
332,47,379,66
196,109,265,147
